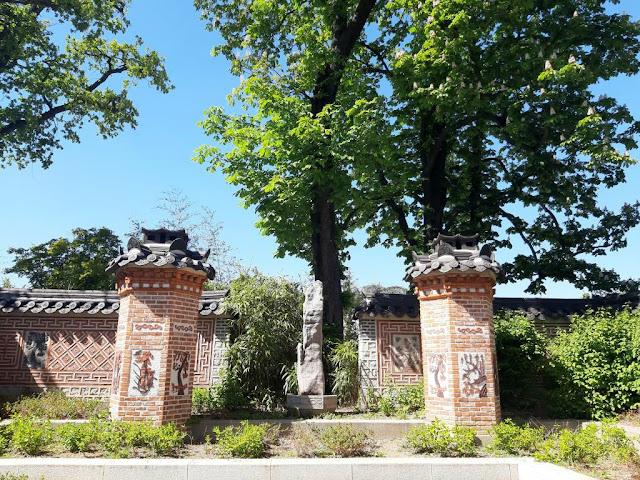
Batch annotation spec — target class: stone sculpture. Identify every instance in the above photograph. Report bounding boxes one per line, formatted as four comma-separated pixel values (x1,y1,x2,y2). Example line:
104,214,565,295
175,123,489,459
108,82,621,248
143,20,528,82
297,280,325,395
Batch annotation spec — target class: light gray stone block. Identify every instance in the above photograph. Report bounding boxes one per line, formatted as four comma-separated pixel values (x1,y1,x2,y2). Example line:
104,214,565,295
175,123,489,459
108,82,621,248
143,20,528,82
286,394,338,416
103,459,190,480
352,459,433,480
298,280,325,395
0,458,105,480
188,459,271,480
270,459,352,480
518,461,595,480
431,459,513,480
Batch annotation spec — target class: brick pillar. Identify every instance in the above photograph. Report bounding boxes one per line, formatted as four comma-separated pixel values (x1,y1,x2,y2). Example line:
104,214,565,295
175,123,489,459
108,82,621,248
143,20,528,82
406,234,501,433
107,229,215,425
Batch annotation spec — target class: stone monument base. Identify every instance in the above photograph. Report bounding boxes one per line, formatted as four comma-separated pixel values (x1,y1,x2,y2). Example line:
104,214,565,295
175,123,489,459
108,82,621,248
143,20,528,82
286,394,338,416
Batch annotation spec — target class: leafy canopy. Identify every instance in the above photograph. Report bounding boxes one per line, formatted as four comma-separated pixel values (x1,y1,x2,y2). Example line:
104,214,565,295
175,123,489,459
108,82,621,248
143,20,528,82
195,0,640,295
0,0,171,169
5,227,120,290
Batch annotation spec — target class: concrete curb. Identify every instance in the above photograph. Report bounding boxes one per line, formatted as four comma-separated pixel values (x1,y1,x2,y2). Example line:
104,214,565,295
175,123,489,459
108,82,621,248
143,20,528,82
0,457,594,480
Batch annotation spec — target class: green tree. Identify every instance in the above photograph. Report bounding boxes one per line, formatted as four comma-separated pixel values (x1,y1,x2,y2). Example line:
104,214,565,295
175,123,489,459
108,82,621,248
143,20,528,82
194,0,381,335
6,227,120,290
196,0,640,299
1,0,171,169
351,0,640,294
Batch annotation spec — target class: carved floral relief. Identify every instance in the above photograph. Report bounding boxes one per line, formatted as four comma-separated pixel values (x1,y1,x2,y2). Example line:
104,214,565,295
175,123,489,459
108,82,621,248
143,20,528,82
391,334,422,373
128,349,160,396
458,352,488,398
427,353,448,398
170,351,191,396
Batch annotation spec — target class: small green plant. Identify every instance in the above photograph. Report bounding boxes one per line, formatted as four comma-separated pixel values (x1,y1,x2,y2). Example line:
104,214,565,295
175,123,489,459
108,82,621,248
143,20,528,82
0,425,9,455
8,415,53,455
0,475,29,480
488,419,545,455
329,340,360,406
535,421,638,466
146,422,185,456
212,421,269,458
192,370,249,414
405,419,477,457
99,421,130,457
10,390,108,420
367,381,424,417
289,425,322,457
57,421,99,453
319,425,374,457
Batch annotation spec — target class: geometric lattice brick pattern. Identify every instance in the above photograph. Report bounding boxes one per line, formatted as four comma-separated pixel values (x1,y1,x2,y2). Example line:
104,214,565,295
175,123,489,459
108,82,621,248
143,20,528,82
0,313,230,398
377,320,422,386
357,319,378,389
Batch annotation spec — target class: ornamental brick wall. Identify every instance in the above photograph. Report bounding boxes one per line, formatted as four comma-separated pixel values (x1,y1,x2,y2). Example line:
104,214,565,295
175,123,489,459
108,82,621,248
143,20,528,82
0,314,229,399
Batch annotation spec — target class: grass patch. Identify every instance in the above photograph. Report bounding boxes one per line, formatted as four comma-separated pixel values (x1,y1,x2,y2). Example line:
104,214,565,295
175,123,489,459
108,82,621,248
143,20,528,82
9,391,107,420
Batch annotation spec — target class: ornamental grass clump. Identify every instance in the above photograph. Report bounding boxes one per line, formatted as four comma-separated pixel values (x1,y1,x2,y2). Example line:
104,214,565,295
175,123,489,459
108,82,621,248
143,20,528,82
405,419,477,457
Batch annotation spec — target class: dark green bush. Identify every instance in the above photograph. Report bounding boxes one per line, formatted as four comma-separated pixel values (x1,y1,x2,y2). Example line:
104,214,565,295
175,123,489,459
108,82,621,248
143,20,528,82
405,419,476,457
319,425,374,457
193,371,249,414
548,308,640,419
223,271,303,408
211,421,271,458
494,312,549,412
9,390,107,420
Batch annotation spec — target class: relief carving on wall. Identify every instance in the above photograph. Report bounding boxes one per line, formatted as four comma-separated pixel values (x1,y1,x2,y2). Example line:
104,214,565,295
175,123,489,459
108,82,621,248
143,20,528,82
128,349,160,396
459,352,488,398
112,351,122,394
170,351,190,396
427,353,448,398
391,334,422,373
23,331,49,369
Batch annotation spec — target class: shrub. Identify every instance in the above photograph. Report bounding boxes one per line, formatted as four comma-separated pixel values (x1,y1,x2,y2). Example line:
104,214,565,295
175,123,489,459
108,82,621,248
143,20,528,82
57,421,99,453
548,307,640,419
367,381,424,417
0,475,29,480
535,421,638,466
8,415,53,455
488,419,545,455
328,339,360,406
0,425,9,455
289,425,321,457
212,421,269,458
319,425,374,457
494,312,549,412
99,421,130,457
143,422,185,456
97,421,184,457
192,371,249,414
223,271,303,408
10,390,107,420
405,419,477,457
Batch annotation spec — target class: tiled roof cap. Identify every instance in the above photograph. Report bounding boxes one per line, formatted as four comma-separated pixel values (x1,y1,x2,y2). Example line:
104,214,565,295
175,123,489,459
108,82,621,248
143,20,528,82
106,228,216,280
0,288,229,316
405,234,501,281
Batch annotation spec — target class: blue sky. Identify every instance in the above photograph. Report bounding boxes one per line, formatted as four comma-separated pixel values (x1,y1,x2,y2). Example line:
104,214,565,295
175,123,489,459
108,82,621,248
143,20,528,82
1,1,639,297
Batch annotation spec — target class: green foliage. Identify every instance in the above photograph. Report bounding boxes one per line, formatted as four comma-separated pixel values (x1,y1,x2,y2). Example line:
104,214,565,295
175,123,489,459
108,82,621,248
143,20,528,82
196,0,640,297
535,421,637,466
494,312,549,411
0,425,9,455
367,381,424,417
5,228,120,290
548,308,640,419
329,340,359,406
57,420,100,453
405,419,477,457
488,419,546,455
0,475,29,480
192,371,249,414
1,0,171,169
319,425,374,457
289,425,322,457
7,415,53,455
211,421,270,458
96,420,184,457
223,271,303,407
